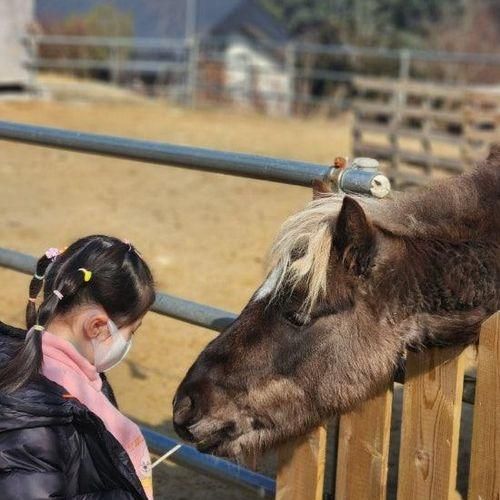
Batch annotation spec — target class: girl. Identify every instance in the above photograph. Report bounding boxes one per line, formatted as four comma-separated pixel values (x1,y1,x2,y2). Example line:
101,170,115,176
0,235,156,499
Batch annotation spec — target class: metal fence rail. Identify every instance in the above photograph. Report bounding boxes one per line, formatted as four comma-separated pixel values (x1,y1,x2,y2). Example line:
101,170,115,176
27,34,500,115
0,121,332,187
142,428,275,498
0,246,236,332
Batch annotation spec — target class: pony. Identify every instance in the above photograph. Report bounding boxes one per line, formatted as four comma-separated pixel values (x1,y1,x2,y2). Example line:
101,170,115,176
173,146,500,459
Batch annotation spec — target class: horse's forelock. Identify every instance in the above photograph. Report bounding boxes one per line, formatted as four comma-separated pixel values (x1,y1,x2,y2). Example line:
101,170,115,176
261,194,384,311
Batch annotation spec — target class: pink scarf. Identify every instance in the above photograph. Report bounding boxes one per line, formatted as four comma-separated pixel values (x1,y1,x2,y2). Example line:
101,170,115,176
41,331,153,499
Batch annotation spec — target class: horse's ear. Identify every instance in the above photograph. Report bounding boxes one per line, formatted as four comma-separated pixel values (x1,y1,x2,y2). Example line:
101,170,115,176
312,180,332,200
334,197,375,275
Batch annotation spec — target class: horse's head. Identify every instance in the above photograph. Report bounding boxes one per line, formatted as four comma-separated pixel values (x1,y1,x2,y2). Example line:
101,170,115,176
173,161,499,458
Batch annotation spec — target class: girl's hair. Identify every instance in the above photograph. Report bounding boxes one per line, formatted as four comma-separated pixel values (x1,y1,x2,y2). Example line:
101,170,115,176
0,235,156,393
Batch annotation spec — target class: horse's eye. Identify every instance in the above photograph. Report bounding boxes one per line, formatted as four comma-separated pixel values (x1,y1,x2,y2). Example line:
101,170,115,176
283,311,310,328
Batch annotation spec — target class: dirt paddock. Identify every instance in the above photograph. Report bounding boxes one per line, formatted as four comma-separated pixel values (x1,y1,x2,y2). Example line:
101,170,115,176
0,80,352,499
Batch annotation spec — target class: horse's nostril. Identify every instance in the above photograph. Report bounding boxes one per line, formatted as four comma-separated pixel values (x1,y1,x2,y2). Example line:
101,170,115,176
173,394,199,442
173,395,193,425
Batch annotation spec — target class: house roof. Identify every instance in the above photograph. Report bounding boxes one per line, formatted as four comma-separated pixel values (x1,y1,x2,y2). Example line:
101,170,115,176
36,0,288,42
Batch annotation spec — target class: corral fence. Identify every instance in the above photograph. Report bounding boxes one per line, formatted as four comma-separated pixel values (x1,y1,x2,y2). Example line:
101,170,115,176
23,35,500,115
0,120,498,499
352,77,500,189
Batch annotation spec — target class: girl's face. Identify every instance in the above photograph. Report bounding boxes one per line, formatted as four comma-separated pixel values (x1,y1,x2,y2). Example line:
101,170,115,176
47,306,145,367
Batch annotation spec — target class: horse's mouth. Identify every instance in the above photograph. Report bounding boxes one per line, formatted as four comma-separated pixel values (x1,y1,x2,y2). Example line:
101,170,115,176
175,413,276,458
185,421,243,457
188,420,271,459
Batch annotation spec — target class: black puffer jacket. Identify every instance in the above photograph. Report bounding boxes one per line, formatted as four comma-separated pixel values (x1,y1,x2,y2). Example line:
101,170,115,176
0,322,148,500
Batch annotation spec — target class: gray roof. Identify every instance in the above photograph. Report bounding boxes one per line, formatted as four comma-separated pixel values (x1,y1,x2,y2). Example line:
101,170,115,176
36,0,288,42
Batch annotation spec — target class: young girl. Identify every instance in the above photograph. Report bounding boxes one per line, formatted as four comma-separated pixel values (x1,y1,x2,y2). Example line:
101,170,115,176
0,235,156,499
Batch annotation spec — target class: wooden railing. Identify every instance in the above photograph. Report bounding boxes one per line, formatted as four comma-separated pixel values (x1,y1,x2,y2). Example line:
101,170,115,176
352,77,500,189
276,312,499,499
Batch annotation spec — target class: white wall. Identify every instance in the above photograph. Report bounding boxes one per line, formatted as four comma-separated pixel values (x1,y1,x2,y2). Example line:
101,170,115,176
224,36,292,115
0,0,34,86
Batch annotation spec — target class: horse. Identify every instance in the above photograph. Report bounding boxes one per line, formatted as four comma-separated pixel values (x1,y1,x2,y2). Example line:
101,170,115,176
173,146,500,459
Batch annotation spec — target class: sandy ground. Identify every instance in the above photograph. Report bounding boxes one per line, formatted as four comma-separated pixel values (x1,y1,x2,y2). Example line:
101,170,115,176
0,79,352,499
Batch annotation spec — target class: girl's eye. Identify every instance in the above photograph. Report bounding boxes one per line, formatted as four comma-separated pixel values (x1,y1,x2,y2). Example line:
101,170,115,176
284,311,310,328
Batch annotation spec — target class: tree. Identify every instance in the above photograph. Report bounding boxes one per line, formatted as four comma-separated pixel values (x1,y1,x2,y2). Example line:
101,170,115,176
39,5,133,79
261,0,464,48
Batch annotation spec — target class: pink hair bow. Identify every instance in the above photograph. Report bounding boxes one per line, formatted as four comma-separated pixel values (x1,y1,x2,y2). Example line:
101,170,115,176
45,247,61,260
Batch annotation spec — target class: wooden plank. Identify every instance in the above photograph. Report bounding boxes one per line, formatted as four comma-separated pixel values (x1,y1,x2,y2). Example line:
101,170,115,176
354,77,462,99
464,129,500,143
276,425,327,500
354,122,462,145
468,312,500,500
401,106,462,123
353,101,462,123
353,143,463,173
397,346,465,500
353,100,396,117
335,387,394,499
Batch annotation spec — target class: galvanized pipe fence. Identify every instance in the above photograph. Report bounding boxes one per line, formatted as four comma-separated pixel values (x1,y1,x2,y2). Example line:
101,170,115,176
25,35,500,111
0,120,337,496
0,121,332,187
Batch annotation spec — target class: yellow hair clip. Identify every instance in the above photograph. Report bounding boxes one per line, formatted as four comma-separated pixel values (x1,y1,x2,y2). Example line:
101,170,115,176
78,268,93,282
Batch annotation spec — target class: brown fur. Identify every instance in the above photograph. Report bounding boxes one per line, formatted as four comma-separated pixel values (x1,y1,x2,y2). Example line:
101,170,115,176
173,146,500,459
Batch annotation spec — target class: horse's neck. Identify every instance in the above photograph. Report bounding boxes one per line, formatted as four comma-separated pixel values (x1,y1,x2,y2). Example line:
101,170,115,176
392,163,499,243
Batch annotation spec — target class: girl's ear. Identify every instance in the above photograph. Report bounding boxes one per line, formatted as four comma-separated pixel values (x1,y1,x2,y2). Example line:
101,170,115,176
83,312,110,340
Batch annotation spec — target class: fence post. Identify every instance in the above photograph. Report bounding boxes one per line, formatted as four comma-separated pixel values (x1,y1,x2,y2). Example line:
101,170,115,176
468,312,500,499
397,346,465,499
389,49,410,174
285,42,296,116
110,44,120,85
398,49,411,82
276,425,327,500
335,386,393,499
187,36,199,107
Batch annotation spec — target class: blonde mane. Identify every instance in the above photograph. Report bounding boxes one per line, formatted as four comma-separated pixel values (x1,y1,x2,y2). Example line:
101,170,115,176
262,193,388,312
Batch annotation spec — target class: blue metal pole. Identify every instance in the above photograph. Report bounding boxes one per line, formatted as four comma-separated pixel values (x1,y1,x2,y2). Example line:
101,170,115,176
0,121,333,187
141,427,275,498
0,246,236,332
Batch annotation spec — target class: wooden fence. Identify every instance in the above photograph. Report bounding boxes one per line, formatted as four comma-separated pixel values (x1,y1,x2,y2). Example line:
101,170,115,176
276,311,499,499
352,78,500,189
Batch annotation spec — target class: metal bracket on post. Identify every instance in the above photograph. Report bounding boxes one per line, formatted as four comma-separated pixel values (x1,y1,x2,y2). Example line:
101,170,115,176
329,157,391,198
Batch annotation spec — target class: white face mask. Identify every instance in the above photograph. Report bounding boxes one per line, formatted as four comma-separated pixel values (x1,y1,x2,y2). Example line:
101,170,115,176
92,319,132,373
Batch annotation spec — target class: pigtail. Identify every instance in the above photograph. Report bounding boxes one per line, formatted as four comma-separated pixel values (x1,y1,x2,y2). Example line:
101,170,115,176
0,253,87,393
26,254,52,329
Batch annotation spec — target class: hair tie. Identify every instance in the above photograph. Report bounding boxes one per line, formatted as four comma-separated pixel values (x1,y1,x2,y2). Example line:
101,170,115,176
53,290,63,300
123,239,133,251
78,268,92,282
28,297,37,303
32,325,44,332
45,247,61,260
34,273,44,280
122,238,142,258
